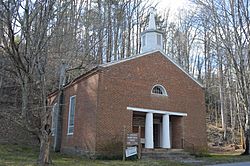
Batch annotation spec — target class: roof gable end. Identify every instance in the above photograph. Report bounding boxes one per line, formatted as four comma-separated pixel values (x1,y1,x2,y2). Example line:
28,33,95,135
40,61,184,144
100,50,204,88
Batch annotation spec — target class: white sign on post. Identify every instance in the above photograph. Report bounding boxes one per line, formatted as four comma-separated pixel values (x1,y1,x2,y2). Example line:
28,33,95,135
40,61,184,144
125,146,137,157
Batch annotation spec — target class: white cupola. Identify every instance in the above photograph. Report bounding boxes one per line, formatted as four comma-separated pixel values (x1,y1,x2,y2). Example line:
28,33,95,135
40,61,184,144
141,7,163,53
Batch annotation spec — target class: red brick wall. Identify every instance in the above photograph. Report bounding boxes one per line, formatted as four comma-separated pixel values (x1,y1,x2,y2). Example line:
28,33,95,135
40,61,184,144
171,116,183,149
96,51,206,152
58,73,99,155
48,51,206,155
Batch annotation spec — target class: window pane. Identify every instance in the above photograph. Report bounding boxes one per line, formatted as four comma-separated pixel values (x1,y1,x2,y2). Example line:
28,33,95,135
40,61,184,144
70,97,75,125
153,86,163,94
152,85,167,96
68,126,74,134
68,96,76,134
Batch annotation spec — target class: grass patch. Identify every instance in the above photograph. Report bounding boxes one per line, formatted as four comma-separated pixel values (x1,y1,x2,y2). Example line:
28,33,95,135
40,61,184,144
0,144,187,166
0,144,39,165
2,143,250,166
197,153,250,165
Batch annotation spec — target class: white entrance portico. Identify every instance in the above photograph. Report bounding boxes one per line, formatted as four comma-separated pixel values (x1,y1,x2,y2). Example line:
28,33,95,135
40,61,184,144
127,107,187,149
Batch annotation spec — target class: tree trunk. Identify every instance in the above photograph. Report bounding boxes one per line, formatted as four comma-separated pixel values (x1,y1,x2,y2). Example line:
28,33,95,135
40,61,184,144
97,0,103,64
113,18,119,61
38,133,51,165
21,75,29,118
38,75,52,165
229,76,235,143
106,1,112,63
126,15,131,57
244,97,250,154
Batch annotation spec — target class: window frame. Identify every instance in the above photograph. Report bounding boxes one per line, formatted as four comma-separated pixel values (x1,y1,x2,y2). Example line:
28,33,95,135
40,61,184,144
67,95,76,135
151,84,168,96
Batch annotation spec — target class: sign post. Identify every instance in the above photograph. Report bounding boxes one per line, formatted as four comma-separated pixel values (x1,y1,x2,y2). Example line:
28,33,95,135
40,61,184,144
123,127,142,160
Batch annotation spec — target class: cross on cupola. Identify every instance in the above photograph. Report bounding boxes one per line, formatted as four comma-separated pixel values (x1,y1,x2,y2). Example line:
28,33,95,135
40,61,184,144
141,7,164,53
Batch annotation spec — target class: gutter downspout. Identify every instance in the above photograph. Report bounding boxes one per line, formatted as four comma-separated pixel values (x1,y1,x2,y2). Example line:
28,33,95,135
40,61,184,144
54,63,67,152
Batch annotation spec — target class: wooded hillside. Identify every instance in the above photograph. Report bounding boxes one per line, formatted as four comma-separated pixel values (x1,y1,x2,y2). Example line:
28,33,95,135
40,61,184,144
0,0,250,164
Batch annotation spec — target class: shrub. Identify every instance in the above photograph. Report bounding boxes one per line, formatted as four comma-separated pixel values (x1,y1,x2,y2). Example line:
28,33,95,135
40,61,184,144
97,136,123,160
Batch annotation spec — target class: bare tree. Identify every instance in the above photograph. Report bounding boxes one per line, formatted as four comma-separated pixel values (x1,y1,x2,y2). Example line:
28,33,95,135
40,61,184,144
193,0,250,153
0,0,66,164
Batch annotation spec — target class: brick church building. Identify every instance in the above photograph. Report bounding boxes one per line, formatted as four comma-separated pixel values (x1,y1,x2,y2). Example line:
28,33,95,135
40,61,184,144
48,8,207,157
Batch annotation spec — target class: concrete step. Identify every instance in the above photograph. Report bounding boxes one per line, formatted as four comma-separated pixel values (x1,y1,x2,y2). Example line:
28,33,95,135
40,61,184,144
141,148,195,160
142,148,187,154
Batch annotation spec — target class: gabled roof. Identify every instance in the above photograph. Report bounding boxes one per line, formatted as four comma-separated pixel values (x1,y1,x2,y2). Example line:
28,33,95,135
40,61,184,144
100,50,204,88
48,67,99,97
49,50,204,98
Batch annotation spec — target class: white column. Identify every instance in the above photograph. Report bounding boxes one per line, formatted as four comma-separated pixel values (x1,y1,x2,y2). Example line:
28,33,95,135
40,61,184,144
145,112,154,149
162,114,171,148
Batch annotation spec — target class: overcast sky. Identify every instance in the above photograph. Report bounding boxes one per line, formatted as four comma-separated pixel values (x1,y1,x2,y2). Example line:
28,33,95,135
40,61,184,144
151,0,192,21
157,0,187,11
